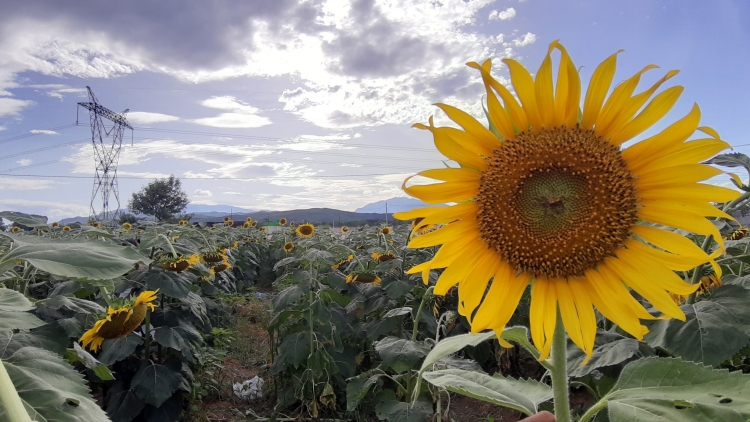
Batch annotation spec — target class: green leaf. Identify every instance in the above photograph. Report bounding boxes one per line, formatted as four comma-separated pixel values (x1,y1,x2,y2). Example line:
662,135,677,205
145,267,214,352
180,292,208,323
66,343,114,381
131,360,181,408
418,330,497,374
40,295,106,314
0,310,46,331
0,235,148,280
143,394,183,422
383,278,414,299
567,332,642,378
346,375,380,411
723,274,750,288
1,346,110,422
374,389,433,422
644,285,750,366
272,285,304,312
362,317,401,341
144,270,191,299
594,357,750,422
0,288,34,312
106,383,146,422
0,323,70,358
0,211,49,227
383,306,412,318
705,153,750,180
373,336,429,374
421,369,553,416
279,331,310,369
99,333,141,366
272,256,297,271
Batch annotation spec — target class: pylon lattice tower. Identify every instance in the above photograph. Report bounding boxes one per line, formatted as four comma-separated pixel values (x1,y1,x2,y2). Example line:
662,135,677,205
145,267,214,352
77,86,133,222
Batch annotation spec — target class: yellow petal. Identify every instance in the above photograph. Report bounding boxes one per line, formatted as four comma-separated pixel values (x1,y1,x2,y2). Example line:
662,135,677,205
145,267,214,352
403,179,478,204
467,60,528,130
611,85,683,145
471,263,530,332
504,58,543,130
434,245,495,295
435,103,501,151
584,268,648,339
530,279,557,360
408,220,475,248
581,49,621,130
393,206,444,221
417,201,477,231
595,64,659,137
534,47,556,127
638,205,723,241
637,183,740,203
554,279,586,353
634,164,723,188
417,168,481,182
458,252,500,317
632,225,713,258
551,41,582,127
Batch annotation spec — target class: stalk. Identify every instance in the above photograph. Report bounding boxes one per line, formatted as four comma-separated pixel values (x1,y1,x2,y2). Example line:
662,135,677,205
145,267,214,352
550,311,571,422
143,308,151,359
0,359,32,422
412,286,434,342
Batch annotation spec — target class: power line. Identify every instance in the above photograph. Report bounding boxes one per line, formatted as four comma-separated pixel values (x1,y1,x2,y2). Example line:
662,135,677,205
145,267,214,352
0,123,77,145
0,172,407,180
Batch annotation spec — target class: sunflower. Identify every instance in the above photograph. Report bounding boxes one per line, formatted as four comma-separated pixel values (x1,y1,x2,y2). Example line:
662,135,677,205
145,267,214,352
332,254,354,270
284,242,295,253
345,271,382,286
296,223,315,238
79,290,158,351
162,254,200,272
122,222,133,231
226,220,234,227
251,221,258,227
51,222,60,228
341,226,349,233
725,227,748,241
372,251,397,263
290,221,296,226
411,218,435,236
210,263,232,274
62,225,71,231
260,227,266,232
380,227,392,235
279,218,287,225
395,41,737,361
10,227,20,233
223,217,231,222
203,252,226,263
243,222,251,228
246,217,253,223
178,220,188,226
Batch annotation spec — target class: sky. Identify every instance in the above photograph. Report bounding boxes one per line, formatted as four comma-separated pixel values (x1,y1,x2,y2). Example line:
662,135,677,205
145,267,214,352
0,0,748,221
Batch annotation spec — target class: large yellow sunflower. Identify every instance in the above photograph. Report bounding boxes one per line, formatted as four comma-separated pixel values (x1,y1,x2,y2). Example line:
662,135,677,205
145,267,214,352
79,290,158,351
296,223,315,238
395,41,738,361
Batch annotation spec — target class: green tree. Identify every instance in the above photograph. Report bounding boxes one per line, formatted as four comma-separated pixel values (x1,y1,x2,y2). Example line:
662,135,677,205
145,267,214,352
127,175,189,221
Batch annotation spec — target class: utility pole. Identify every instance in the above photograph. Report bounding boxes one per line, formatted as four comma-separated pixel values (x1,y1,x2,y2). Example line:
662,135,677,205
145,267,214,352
385,202,388,224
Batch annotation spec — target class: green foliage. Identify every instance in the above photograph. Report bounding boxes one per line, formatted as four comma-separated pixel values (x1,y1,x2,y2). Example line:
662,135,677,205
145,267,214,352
127,174,189,221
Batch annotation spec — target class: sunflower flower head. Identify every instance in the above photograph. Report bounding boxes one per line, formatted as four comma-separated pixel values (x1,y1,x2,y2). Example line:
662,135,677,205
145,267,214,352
279,218,287,225
11,227,20,233
284,242,294,253
379,227,392,235
251,221,258,227
79,290,158,351
226,220,234,227
246,217,253,223
290,221,296,226
345,270,382,286
341,226,349,233
296,223,315,238
243,222,251,228
332,254,354,270
396,41,738,362
372,251,397,263
62,225,71,231
51,222,60,228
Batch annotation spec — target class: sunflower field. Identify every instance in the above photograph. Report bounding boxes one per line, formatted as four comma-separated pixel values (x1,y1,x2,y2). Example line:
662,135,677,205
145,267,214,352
3,42,750,422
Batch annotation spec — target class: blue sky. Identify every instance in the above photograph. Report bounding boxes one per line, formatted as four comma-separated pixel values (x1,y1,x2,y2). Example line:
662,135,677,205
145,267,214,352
0,0,747,221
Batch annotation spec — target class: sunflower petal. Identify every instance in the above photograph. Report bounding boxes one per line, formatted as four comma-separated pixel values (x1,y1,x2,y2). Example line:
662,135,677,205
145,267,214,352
504,58,543,129
468,60,529,131
581,49,622,130
435,103,501,150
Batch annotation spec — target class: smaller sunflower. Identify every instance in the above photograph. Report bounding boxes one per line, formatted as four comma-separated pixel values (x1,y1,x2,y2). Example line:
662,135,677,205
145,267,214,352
223,217,231,222
279,218,287,225
226,220,234,227
203,252,226,263
290,221,296,226
11,227,20,233
726,227,748,241
345,271,382,286
51,222,60,228
260,227,266,232
210,227,216,231
210,262,232,274
246,217,253,223
356,245,365,250
161,253,200,272
284,242,295,253
296,223,315,238
379,227,392,235
122,222,133,231
341,226,349,233
243,222,251,228
62,225,71,231
79,290,158,351
251,221,258,227
372,251,397,263
332,254,354,270
178,220,189,226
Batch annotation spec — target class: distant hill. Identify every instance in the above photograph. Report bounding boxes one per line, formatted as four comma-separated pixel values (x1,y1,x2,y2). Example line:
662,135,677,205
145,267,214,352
355,197,443,213
194,208,395,225
184,204,258,214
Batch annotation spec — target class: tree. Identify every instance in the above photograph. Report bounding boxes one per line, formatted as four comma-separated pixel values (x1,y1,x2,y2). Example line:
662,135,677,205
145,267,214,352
118,213,138,225
128,175,189,221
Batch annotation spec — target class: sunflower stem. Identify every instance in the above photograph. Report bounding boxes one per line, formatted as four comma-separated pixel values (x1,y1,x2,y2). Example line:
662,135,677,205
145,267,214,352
687,235,713,305
412,286,434,342
143,308,151,359
550,311,571,422
0,358,32,422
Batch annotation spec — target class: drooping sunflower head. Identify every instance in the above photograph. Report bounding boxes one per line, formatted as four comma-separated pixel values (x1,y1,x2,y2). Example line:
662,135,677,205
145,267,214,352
51,222,60,228
62,225,71,231
296,223,315,238
372,251,397,263
178,220,189,226
345,271,382,286
726,227,748,241
279,218,287,225
210,262,231,274
379,227,392,235
284,242,294,253
396,41,738,361
79,290,158,351
332,254,354,270
122,222,133,231
341,226,349,233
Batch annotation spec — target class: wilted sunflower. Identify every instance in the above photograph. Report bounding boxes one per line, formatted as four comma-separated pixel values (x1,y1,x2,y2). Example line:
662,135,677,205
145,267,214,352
62,225,71,231
372,251,397,262
345,271,382,286
332,254,354,270
79,290,158,351
122,222,133,231
203,252,226,263
379,227,392,235
210,263,231,274
260,227,266,232
162,254,200,272
396,41,738,360
341,226,349,233
284,242,295,253
725,227,748,241
279,218,287,225
296,223,315,238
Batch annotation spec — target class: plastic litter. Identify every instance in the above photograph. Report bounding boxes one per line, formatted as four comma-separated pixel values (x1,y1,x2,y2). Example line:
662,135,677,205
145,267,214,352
233,376,264,400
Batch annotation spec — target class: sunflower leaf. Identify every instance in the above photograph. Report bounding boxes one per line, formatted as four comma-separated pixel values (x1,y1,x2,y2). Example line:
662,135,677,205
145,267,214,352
374,389,433,422
644,284,750,366
144,270,191,299
99,333,141,366
567,332,647,378
373,337,429,374
592,357,750,422
0,346,110,422
421,369,552,416
0,211,49,227
131,360,181,408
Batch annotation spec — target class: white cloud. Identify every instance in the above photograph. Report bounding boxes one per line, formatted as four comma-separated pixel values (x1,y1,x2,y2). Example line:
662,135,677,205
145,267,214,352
126,111,180,124
223,191,243,195
201,96,260,114
0,198,88,221
190,113,271,128
0,126,6,131
512,32,537,47
45,87,88,100
16,159,31,166
193,189,212,197
0,97,34,117
30,129,59,135
489,7,516,21
0,177,55,190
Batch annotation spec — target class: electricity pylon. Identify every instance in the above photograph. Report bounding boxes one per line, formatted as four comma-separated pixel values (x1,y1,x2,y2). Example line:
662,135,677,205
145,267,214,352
77,87,133,222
